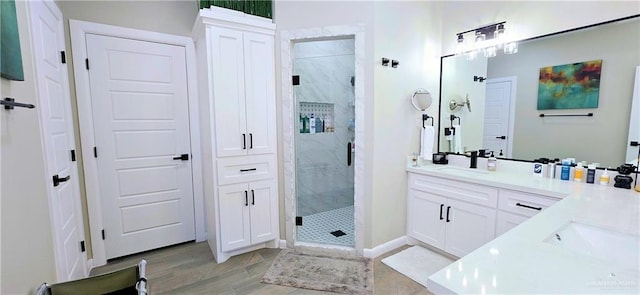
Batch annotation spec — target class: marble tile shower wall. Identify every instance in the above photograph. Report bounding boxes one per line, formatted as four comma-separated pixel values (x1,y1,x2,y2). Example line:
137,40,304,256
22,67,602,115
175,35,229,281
294,39,355,216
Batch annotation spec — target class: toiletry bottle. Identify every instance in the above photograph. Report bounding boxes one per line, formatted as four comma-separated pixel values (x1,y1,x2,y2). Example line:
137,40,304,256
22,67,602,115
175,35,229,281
533,160,544,177
302,114,309,133
586,164,596,184
561,159,571,180
309,113,316,133
470,151,478,169
574,162,584,182
487,152,497,171
548,159,556,179
599,168,610,185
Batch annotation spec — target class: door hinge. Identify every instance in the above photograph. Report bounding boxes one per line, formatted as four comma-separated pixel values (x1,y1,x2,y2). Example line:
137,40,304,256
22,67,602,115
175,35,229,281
101,229,105,240
292,75,300,86
70,149,76,162
93,147,98,158
80,241,86,252
85,58,90,70
60,51,66,64
295,216,302,226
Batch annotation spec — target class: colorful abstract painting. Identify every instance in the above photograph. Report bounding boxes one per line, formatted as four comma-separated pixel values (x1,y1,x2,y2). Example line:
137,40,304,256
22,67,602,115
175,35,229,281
537,59,602,110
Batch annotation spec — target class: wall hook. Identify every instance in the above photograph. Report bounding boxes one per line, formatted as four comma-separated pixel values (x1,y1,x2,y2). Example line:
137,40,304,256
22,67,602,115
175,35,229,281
391,60,399,68
381,57,390,66
473,75,486,82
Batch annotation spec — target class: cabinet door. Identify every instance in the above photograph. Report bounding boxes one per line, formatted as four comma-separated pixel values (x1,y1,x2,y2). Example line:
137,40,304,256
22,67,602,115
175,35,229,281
210,27,248,157
219,183,251,251
248,180,278,244
445,199,496,257
243,32,275,155
407,189,446,249
495,211,528,237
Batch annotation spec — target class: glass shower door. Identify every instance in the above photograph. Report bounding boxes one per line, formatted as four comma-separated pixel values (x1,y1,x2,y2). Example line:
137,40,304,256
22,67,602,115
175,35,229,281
294,38,355,247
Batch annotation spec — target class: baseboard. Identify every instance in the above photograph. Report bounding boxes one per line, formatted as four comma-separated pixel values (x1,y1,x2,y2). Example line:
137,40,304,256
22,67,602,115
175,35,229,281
363,236,407,258
279,239,288,249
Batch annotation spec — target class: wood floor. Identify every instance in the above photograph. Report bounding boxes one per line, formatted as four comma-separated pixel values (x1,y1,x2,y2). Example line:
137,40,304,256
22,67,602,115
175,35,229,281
91,242,433,295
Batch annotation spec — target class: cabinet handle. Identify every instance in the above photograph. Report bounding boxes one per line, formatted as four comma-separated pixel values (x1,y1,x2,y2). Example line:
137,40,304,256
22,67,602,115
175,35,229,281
249,133,253,149
446,206,451,222
240,168,257,172
242,134,246,150
439,204,444,220
244,190,248,206
347,142,352,166
251,189,255,205
516,202,542,211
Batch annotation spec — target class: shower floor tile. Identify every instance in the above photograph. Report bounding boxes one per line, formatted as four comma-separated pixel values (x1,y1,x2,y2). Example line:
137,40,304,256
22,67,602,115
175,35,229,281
297,205,354,247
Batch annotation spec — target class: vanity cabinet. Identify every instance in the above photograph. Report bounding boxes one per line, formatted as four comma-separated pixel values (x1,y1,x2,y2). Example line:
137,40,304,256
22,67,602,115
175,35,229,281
194,7,278,263
495,189,558,236
408,174,497,257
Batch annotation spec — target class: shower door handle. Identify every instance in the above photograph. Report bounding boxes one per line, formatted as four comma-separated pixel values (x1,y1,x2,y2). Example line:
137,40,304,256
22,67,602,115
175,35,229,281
347,142,352,166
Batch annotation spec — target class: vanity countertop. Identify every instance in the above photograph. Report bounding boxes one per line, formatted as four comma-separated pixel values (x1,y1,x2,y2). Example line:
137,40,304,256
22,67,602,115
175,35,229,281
408,163,640,294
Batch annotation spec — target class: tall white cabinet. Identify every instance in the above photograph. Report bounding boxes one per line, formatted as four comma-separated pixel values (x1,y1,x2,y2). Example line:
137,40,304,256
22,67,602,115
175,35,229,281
193,7,278,263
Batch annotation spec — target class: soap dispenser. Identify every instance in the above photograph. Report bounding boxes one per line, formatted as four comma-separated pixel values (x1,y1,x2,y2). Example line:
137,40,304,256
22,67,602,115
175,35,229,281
487,152,497,171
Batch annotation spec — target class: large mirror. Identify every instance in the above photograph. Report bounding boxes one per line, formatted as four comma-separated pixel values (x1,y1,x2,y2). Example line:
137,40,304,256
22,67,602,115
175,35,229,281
438,16,640,168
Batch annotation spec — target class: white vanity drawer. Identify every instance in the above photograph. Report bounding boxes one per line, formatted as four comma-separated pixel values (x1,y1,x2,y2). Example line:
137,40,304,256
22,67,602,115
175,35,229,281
498,189,558,217
409,173,498,208
217,155,276,185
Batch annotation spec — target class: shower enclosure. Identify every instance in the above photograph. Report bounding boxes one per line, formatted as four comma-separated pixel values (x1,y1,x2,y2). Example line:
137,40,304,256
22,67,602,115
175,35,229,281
294,38,355,247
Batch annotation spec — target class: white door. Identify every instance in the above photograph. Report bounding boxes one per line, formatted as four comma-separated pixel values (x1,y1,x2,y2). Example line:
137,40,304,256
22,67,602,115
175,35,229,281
407,189,446,249
85,34,195,259
483,78,515,157
219,183,251,251
244,32,276,155
29,0,87,280
249,180,278,244
211,27,247,157
445,200,496,257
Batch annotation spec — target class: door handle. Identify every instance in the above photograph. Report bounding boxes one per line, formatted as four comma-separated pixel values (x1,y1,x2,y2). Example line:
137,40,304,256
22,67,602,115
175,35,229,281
439,204,444,220
242,134,246,150
244,190,248,206
446,206,451,222
251,189,255,205
347,142,352,166
249,133,253,149
173,154,189,161
52,174,70,187
496,135,506,140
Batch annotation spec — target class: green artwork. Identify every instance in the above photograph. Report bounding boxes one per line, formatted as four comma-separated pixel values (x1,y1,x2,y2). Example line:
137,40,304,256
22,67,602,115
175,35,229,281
537,60,602,110
199,0,272,19
1,0,24,81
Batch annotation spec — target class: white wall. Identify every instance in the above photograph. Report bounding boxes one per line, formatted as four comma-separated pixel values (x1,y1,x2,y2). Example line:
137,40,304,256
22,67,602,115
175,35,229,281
1,1,58,293
370,1,442,247
441,1,640,55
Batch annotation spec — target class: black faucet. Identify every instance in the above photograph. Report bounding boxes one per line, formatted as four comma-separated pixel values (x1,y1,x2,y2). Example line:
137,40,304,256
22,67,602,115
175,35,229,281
470,151,478,169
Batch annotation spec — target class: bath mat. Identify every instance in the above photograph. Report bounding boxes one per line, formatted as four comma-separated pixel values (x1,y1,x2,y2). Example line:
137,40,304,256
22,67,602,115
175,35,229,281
261,249,373,294
381,246,454,287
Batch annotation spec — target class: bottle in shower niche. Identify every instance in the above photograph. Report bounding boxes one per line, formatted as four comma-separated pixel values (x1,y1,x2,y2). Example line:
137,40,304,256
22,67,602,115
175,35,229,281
309,113,316,133
316,115,323,133
574,162,584,182
586,164,596,184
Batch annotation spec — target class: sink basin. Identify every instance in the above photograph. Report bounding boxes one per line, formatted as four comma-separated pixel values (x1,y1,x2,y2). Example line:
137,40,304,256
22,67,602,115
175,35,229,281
544,221,640,271
436,166,489,176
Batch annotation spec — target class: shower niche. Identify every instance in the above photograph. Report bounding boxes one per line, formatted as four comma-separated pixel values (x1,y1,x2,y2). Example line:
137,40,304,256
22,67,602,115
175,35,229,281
299,102,335,133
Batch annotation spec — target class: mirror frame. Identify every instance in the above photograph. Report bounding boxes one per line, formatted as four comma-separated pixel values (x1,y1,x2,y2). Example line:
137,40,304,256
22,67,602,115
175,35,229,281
436,14,640,164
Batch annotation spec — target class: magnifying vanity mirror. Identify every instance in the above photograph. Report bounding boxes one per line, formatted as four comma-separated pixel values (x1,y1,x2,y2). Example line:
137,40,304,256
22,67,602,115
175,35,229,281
437,15,640,168
411,89,433,111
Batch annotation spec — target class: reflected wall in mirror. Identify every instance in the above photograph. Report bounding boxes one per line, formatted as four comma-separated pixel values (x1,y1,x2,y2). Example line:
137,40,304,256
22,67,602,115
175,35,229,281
438,16,640,168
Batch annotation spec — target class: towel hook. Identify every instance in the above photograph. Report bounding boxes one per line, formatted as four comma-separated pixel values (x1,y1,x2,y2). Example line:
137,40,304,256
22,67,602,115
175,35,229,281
450,114,460,127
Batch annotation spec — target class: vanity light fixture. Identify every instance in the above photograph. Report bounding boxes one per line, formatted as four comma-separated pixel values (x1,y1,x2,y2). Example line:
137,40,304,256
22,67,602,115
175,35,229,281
455,21,517,60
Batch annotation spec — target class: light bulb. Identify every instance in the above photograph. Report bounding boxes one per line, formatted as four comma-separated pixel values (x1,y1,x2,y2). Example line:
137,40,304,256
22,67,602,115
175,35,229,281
484,46,497,58
504,42,518,54
455,34,466,56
